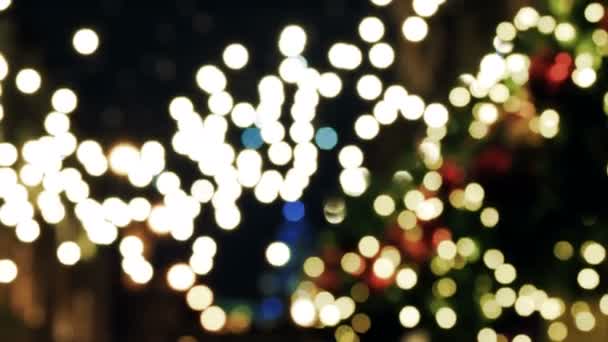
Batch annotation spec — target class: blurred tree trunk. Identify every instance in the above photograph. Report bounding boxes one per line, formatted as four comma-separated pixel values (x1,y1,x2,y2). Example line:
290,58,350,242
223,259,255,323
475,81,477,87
390,0,527,97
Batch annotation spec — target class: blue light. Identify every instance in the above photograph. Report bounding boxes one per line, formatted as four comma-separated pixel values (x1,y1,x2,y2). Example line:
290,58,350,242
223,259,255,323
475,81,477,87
260,297,283,321
315,127,338,150
241,127,264,149
282,201,305,222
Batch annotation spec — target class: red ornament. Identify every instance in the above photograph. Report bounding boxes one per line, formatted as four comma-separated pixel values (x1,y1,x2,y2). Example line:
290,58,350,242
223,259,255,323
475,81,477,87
439,160,465,189
401,237,430,262
529,51,552,83
529,51,573,94
321,247,343,268
431,228,452,248
316,270,341,291
367,270,394,290
387,224,405,244
475,146,512,177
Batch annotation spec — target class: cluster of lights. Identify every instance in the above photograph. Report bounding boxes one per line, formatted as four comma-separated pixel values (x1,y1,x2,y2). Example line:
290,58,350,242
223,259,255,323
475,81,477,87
290,285,357,329
120,235,154,284
0,1,606,340
296,3,608,341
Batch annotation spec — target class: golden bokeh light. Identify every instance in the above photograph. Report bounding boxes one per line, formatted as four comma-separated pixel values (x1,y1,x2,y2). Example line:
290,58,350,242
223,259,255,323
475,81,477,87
72,28,100,55
57,241,81,266
167,263,196,292
0,259,18,283
435,307,457,329
399,306,420,328
265,242,291,267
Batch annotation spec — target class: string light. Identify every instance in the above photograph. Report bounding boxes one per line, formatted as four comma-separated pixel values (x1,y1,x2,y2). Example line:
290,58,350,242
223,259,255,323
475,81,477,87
72,28,100,55
0,1,605,339
0,259,17,283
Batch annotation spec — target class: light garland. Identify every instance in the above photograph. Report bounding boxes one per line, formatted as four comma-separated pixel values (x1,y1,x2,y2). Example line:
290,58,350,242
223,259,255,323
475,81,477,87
0,0,527,335
296,2,608,341
0,0,605,339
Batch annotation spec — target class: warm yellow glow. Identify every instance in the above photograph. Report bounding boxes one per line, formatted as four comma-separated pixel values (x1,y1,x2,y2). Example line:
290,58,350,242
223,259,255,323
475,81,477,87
223,43,249,70
497,22,517,41
187,285,214,311
373,194,395,216
339,146,364,169
318,72,342,98
341,253,364,275
370,0,392,6
554,23,576,43
574,311,596,332
423,103,449,128
52,88,78,114
435,307,457,329
16,220,41,243
291,298,316,327
266,242,291,267
449,87,471,107
319,304,341,326
73,28,99,55
413,0,439,17
373,257,395,279
200,306,226,332
457,238,477,258
167,263,196,292
399,306,420,328
328,43,363,70
404,190,424,211
335,297,355,320
599,294,608,315
554,241,574,261
540,298,564,320
581,241,606,265
357,75,383,101
196,65,227,94
512,335,531,342
119,236,144,257
303,257,325,278
109,143,138,176
358,236,380,258
359,17,385,43
572,68,597,88
0,259,17,283
480,207,499,228
279,25,307,57
514,296,535,317
57,241,81,266
435,278,457,298
483,249,504,270
369,43,394,69
16,68,41,94
585,3,605,23
464,183,485,207
495,287,516,307
437,240,457,260
477,328,497,342
0,0,11,12
548,321,568,341
423,171,442,191
577,268,600,290
0,143,18,166
397,210,417,230
402,16,428,42
351,313,371,333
